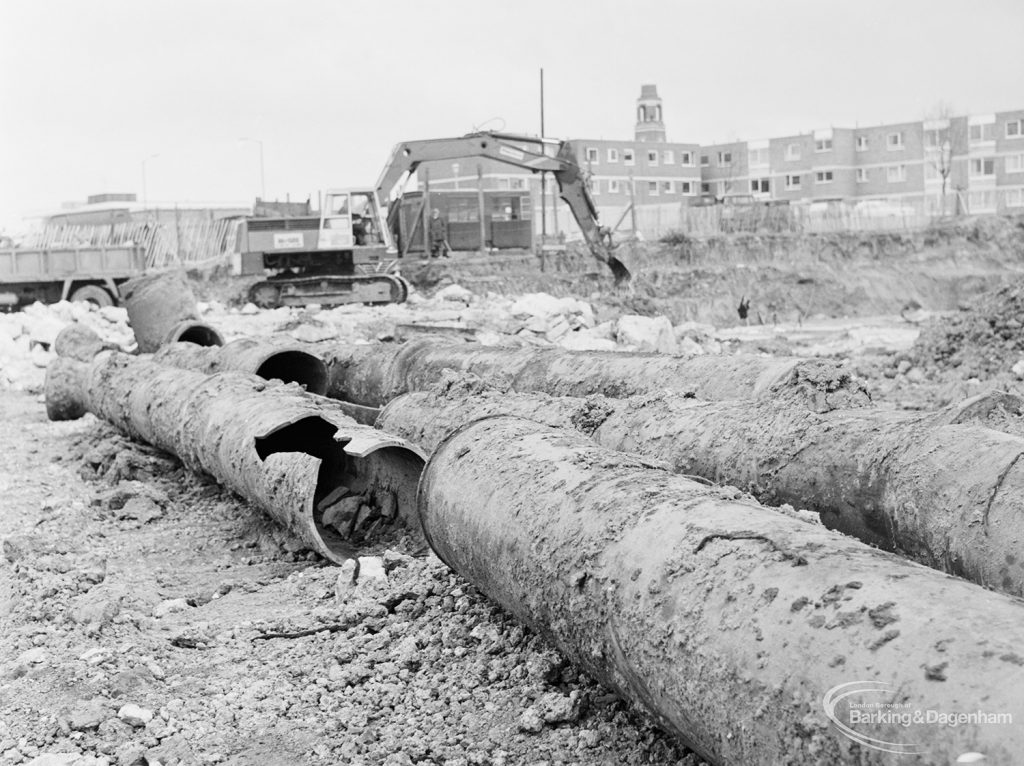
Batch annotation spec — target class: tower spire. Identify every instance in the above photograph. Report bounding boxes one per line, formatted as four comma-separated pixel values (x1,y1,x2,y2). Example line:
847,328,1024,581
635,84,666,142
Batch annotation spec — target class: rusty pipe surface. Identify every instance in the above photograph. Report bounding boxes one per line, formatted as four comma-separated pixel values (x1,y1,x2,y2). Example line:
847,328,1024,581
325,339,867,410
152,338,330,396
418,416,1024,765
45,353,425,564
54,323,331,398
380,380,1024,596
120,271,223,353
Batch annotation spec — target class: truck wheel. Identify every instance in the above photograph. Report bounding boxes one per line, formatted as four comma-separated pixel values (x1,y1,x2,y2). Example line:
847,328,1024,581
69,285,114,308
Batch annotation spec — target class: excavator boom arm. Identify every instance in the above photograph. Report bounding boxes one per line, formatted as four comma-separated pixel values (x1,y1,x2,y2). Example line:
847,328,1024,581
376,132,629,282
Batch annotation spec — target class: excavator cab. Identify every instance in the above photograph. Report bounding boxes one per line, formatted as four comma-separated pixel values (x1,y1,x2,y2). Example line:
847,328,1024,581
318,190,389,250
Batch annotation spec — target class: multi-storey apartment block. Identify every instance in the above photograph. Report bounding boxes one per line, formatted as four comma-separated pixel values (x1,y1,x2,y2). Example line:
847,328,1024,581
415,87,1024,238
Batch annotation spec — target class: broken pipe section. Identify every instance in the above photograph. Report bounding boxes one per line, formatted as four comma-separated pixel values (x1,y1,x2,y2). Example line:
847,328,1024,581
44,352,425,563
418,416,1024,765
120,271,223,353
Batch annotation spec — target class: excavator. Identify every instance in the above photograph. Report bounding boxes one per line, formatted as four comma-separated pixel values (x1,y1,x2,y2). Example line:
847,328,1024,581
375,131,630,283
239,131,629,308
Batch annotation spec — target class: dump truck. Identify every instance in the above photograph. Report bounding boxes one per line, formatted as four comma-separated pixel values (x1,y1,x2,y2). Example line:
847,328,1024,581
0,241,146,309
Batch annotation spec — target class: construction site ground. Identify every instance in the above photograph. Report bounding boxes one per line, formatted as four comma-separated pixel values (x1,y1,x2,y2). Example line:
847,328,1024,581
2,219,1024,765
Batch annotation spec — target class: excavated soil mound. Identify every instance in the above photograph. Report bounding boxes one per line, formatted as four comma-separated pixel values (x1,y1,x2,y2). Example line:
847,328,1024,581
908,278,1024,378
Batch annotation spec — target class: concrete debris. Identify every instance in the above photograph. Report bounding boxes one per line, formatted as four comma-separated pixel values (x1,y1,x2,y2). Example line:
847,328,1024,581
615,314,679,354
116,704,154,728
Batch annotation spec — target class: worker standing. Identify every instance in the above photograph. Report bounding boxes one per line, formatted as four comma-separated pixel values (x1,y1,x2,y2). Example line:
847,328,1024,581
428,208,449,258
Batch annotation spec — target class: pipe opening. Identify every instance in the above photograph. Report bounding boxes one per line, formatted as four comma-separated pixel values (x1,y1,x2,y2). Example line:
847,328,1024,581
255,416,425,560
256,351,329,395
168,322,224,348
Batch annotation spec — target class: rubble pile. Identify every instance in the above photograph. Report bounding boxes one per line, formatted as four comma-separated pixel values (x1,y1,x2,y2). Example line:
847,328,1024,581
907,279,1024,379
0,302,133,391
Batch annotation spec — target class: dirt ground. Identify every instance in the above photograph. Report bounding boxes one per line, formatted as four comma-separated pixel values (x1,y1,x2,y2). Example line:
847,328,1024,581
0,390,696,766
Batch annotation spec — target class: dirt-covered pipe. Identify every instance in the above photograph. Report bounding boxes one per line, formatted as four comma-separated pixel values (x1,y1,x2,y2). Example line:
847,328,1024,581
325,339,867,410
380,380,1024,596
45,353,425,563
418,416,1024,765
120,271,223,353
152,338,329,396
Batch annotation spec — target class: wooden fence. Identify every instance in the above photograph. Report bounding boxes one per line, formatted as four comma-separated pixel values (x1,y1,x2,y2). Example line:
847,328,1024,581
21,216,242,269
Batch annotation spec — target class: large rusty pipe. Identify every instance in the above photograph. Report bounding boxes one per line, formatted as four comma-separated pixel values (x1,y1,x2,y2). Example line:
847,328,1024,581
418,416,1024,765
325,339,866,410
120,271,223,352
152,338,330,397
380,383,1024,596
45,353,424,563
53,324,332,399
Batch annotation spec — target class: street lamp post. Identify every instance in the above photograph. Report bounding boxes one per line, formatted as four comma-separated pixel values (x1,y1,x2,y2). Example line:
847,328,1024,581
239,138,265,201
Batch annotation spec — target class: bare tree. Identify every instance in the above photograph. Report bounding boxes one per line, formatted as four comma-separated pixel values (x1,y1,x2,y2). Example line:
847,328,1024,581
924,102,964,216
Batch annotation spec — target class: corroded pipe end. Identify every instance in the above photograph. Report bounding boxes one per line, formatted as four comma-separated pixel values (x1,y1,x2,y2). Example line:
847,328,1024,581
165,320,225,348
54,323,120,362
254,350,328,396
255,415,426,564
44,356,89,421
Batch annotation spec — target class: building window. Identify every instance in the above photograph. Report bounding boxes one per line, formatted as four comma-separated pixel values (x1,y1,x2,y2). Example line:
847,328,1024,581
647,150,658,165
1007,154,1024,173
607,148,619,163
886,164,907,182
590,179,599,194
510,178,526,190
750,178,769,194
662,181,673,194
971,157,996,176
585,147,599,163
647,181,659,196
701,182,710,194
856,136,869,151
1005,188,1024,207
887,132,904,150
924,162,939,180
608,179,620,193
856,168,869,183
924,129,948,148
785,143,801,161
700,154,709,167
717,151,732,167
748,148,769,165
969,190,997,211
785,174,801,190
1008,120,1024,138
969,123,996,142
815,170,834,183
497,178,511,190
624,149,635,166
815,138,833,152
663,150,674,164
680,151,694,166
680,181,693,194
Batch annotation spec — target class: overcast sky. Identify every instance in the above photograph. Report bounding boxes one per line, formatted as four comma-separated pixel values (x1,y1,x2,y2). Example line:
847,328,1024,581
1,0,1021,229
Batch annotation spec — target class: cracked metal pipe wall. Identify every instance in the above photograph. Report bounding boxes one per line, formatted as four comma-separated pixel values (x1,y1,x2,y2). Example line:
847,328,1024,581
381,382,1024,596
44,353,424,564
325,339,865,410
418,416,1024,765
